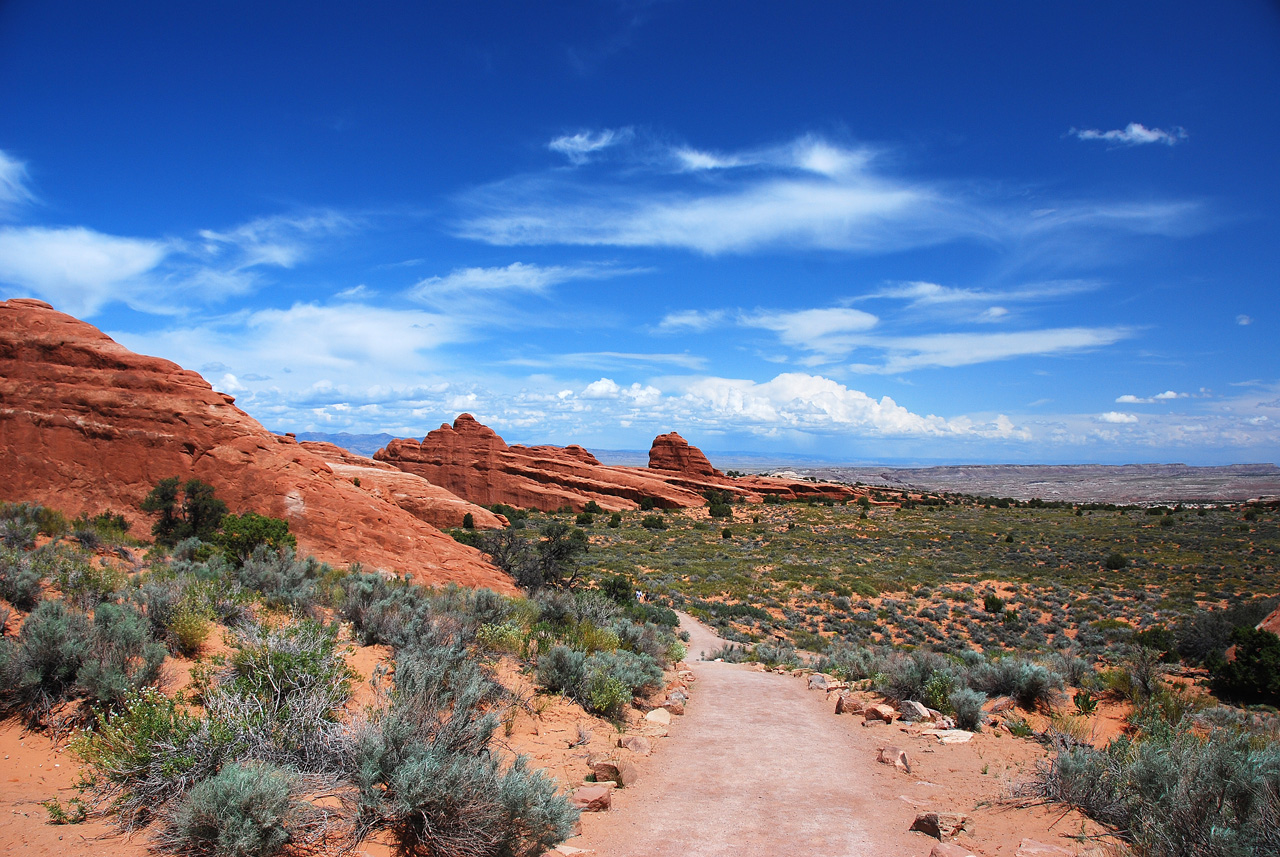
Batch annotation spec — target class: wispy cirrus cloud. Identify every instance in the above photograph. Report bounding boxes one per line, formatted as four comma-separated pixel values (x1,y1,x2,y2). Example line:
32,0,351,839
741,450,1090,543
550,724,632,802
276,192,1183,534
549,128,632,164
459,131,1201,256
409,261,638,303
1071,122,1187,147
507,350,706,371
849,327,1132,374
0,150,36,213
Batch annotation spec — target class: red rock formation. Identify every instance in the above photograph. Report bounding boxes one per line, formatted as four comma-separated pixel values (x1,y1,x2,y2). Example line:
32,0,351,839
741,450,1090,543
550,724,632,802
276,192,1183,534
648,432,722,478
299,441,507,530
0,299,513,593
376,415,861,511
376,415,711,512
1258,606,1280,636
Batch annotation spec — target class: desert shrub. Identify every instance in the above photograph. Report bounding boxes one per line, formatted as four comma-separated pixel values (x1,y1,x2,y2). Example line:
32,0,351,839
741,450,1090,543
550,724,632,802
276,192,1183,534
76,601,166,711
536,645,585,695
475,622,522,654
0,546,44,609
339,572,430,647
583,673,631,719
0,599,90,719
969,658,1063,711
1210,627,1280,707
236,545,323,610
53,551,127,610
1038,721,1280,857
949,688,987,731
158,762,300,857
607,512,621,529
752,640,798,667
640,515,667,530
983,592,1006,614
583,649,662,697
922,671,957,712
0,517,37,550
215,513,296,564
204,620,354,771
1105,551,1128,570
169,606,215,657
708,503,733,519
142,478,228,546
626,602,679,628
1177,598,1280,665
1051,652,1096,688
875,649,951,704
819,642,884,681
574,512,593,527
351,643,576,857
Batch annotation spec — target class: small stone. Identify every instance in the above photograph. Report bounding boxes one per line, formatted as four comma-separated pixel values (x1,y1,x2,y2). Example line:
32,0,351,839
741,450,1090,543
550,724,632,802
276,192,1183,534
835,693,864,715
931,843,978,857
644,708,672,725
877,745,912,773
617,735,652,755
900,700,931,722
910,811,971,841
808,673,832,690
570,785,612,812
865,704,897,723
590,760,639,787
933,730,975,744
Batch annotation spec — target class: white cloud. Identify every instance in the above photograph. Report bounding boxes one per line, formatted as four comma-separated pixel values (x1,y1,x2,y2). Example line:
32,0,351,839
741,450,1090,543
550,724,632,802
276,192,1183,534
978,306,1009,322
460,135,972,254
866,279,1099,307
549,128,631,164
197,211,348,269
579,377,662,405
1117,390,1188,404
1237,314,1253,326
677,372,1028,439
1098,411,1139,424
0,150,36,212
1154,390,1187,400
743,307,879,358
1072,123,1187,147
410,261,633,302
460,132,1199,255
0,225,170,315
847,327,1131,373
1116,394,1152,404
655,309,727,332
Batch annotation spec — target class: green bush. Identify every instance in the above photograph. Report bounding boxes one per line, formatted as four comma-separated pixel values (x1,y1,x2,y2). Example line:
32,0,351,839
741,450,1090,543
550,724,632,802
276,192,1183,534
1210,627,1280,706
583,649,662,697
607,512,622,529
160,762,299,857
948,688,986,731
640,515,667,530
0,546,44,610
969,658,1063,711
1105,551,1129,570
574,512,593,527
215,513,296,564
536,645,585,695
0,599,90,719
1039,720,1280,857
76,601,166,711
142,478,228,547
236,545,322,609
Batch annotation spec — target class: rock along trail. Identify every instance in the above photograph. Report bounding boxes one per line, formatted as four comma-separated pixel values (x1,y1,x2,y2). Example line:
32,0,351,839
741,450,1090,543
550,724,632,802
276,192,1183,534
571,614,913,857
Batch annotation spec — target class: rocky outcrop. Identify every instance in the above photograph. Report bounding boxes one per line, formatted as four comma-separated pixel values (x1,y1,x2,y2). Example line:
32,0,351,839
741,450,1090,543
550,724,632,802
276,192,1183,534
377,415,860,511
0,299,512,593
298,441,506,530
376,414,710,512
648,431,722,478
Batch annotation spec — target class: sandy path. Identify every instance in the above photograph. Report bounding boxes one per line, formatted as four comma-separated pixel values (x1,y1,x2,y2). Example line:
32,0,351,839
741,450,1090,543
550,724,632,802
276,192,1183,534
571,614,911,857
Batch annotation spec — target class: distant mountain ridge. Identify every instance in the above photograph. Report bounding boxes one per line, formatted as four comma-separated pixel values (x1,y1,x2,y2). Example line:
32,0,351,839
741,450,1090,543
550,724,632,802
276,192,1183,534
287,431,398,457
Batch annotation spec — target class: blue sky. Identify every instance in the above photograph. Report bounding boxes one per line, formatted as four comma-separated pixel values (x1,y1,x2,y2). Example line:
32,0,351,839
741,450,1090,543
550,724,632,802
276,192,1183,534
1,1,1277,464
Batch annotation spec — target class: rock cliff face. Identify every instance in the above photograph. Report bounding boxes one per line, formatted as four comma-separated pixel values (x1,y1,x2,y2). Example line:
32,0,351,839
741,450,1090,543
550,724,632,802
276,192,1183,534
298,441,507,530
1259,606,1280,637
0,299,513,593
648,432,722,478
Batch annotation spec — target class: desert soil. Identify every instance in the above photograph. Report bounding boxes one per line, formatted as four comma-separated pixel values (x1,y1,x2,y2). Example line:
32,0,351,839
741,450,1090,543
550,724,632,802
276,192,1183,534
568,613,1104,857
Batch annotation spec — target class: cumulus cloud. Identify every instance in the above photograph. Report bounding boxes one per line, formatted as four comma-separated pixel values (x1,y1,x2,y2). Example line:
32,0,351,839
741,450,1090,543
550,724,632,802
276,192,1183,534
579,377,661,405
1116,390,1188,404
549,128,631,164
676,372,1028,439
1097,411,1139,424
0,226,170,315
1071,123,1187,146
0,150,36,212
1237,314,1253,326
